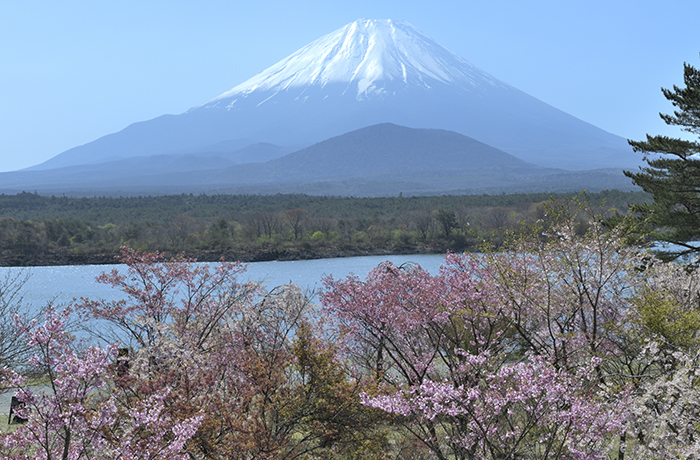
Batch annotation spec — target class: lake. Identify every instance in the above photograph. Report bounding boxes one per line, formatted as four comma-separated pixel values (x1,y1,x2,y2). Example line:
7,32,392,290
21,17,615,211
4,254,448,310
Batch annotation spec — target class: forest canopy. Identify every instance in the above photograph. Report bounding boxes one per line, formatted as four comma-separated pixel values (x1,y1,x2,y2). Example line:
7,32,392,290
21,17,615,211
0,190,648,266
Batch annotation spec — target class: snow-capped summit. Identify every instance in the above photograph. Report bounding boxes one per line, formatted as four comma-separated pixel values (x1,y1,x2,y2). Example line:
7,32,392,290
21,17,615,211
203,19,506,107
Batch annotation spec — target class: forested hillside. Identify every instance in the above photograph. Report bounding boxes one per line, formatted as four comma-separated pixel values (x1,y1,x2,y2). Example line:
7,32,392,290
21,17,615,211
0,190,649,266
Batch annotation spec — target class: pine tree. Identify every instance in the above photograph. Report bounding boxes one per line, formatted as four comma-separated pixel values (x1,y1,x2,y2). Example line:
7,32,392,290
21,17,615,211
625,62,700,260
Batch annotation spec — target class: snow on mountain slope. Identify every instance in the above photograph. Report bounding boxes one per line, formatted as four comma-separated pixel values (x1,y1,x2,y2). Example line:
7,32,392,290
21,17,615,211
202,19,507,108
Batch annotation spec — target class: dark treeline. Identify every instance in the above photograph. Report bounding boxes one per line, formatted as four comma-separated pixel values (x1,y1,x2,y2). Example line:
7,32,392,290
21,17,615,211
0,190,649,266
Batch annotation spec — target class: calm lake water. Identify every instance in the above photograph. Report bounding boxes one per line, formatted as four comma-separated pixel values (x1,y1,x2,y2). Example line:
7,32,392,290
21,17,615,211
5,254,448,310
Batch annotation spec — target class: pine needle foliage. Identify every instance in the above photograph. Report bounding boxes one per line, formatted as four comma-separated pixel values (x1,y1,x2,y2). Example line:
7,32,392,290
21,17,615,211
625,63,700,260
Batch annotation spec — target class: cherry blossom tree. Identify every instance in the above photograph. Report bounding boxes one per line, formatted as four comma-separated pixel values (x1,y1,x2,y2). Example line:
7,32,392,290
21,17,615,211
618,257,700,458
625,344,700,459
0,305,202,460
76,247,385,460
322,206,642,459
0,268,39,370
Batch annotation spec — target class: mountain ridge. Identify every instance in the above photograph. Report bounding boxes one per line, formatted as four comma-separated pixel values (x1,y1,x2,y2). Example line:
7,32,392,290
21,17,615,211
0,123,635,197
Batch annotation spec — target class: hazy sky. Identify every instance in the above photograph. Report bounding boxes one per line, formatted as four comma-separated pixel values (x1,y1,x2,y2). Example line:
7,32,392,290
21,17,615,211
1,0,698,172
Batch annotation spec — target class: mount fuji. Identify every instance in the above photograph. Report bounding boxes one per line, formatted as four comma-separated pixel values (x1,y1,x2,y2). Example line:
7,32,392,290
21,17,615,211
11,19,637,195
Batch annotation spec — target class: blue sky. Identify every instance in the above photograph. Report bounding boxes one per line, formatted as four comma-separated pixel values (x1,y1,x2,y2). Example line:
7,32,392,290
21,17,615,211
1,0,698,172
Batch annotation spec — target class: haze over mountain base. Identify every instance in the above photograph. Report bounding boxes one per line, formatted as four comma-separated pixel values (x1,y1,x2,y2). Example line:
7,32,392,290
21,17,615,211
1,124,635,197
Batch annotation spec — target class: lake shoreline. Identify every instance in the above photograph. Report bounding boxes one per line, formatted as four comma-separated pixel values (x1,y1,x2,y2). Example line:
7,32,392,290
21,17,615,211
0,245,447,268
